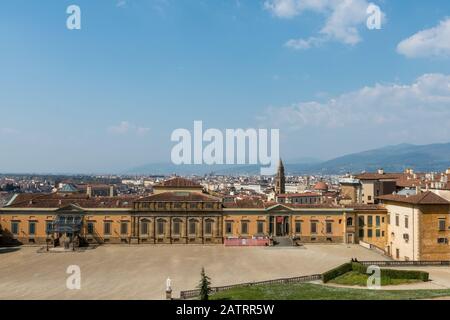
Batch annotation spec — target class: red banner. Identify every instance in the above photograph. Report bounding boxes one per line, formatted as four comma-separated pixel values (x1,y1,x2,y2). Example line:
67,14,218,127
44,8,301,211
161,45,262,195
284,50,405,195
276,216,284,223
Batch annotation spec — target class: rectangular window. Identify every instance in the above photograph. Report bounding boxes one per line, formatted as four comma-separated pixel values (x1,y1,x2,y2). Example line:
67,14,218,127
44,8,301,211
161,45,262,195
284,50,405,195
120,222,128,235
46,221,52,234
358,216,365,227
359,228,364,238
367,216,373,227
405,216,409,229
396,248,400,259
257,221,264,234
173,221,180,235
311,221,317,234
376,229,381,237
140,222,148,235
395,215,399,227
326,221,332,234
226,222,232,234
295,221,302,234
367,229,373,238
157,221,165,235
205,221,212,235
11,222,19,235
104,222,111,235
439,219,446,231
241,221,248,234
368,196,372,201
376,216,380,227
29,222,36,235
189,221,196,235
87,222,94,234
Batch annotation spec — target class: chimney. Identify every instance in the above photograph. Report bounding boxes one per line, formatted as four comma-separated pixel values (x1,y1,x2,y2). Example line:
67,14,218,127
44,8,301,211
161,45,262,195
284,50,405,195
110,185,114,197
86,185,92,198
416,185,422,194
377,168,384,175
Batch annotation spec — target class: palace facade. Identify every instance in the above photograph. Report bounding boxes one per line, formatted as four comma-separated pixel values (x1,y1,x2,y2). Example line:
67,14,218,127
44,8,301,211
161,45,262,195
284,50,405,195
0,177,386,247
1,176,449,261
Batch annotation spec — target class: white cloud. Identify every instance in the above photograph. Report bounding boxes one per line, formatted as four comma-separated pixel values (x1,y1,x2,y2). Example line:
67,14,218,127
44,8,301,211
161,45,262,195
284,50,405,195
259,74,450,148
116,0,127,8
264,0,385,49
0,128,19,135
397,18,450,58
108,121,150,136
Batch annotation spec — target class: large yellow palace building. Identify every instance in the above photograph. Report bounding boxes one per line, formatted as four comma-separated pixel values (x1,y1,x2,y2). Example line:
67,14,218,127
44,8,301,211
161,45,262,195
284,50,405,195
0,176,449,261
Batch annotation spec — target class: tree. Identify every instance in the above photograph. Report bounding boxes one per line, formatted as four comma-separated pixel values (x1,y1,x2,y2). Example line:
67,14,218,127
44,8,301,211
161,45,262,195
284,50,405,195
197,267,211,301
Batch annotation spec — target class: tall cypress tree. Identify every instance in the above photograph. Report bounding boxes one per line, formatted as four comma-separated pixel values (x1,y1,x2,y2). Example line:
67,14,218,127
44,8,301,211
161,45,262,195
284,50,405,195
198,267,211,300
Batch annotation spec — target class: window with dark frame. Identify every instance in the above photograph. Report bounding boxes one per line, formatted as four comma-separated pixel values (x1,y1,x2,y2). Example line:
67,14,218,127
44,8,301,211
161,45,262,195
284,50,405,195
29,222,36,235
120,222,128,235
439,219,446,231
225,222,232,234
257,221,264,234
104,222,111,235
241,221,248,234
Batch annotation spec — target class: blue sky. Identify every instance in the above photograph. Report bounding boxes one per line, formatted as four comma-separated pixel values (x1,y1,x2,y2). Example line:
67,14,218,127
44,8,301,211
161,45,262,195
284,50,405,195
1,0,450,173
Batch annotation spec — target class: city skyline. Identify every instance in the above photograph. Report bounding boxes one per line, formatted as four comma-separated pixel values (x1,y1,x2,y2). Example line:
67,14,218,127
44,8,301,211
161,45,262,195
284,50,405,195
1,0,450,173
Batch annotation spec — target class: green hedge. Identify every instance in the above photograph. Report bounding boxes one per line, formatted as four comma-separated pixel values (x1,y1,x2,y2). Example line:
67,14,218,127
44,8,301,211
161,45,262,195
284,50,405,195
323,262,429,283
322,263,352,283
351,262,429,281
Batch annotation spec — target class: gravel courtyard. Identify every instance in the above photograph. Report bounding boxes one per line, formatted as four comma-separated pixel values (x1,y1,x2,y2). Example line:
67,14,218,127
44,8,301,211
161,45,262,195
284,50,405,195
0,244,388,300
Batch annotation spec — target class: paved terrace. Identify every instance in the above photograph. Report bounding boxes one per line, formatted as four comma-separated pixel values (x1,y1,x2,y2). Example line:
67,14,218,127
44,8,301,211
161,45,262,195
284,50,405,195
0,244,389,299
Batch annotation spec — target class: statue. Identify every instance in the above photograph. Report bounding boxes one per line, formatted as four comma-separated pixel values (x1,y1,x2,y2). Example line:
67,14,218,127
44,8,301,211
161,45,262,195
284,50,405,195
165,277,172,300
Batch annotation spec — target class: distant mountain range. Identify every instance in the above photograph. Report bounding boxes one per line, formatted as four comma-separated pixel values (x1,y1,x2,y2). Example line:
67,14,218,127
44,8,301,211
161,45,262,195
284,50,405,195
127,143,450,175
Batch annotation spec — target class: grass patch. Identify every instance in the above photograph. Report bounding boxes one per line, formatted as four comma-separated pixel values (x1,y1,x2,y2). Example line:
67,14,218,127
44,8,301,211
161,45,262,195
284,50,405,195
329,271,421,286
210,283,450,300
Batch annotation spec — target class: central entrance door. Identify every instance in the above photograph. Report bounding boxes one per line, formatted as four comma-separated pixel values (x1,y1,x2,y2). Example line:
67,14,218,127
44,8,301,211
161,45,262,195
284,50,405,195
275,216,289,236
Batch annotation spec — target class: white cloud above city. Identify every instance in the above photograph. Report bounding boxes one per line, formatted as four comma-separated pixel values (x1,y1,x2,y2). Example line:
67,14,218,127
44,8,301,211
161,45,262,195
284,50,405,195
397,18,450,58
108,121,150,136
264,0,385,49
260,73,450,146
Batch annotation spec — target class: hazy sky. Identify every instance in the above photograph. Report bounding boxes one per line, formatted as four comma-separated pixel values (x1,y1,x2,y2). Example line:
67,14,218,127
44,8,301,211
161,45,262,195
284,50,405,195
1,0,450,173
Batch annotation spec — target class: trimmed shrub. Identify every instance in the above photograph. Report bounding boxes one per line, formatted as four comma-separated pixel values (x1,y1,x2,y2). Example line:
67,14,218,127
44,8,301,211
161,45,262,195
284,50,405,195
322,263,352,283
351,262,367,274
351,263,429,281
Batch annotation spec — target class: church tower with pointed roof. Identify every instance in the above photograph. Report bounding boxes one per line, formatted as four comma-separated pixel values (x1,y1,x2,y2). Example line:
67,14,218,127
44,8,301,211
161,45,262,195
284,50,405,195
275,159,285,195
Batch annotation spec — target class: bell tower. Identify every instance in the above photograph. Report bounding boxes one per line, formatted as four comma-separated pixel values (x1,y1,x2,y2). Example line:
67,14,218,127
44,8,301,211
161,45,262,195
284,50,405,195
275,159,285,195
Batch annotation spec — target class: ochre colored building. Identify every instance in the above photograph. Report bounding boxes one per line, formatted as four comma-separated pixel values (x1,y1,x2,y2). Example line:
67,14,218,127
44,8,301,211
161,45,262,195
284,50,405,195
0,177,388,251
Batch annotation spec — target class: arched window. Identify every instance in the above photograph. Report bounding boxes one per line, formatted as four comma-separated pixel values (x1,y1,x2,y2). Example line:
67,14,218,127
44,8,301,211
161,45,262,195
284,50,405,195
157,219,166,235
189,219,198,235
346,217,353,226
173,218,182,235
204,219,214,235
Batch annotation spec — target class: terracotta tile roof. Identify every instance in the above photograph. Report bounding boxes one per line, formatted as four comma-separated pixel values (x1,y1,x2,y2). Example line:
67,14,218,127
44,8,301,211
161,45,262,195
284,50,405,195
276,192,321,198
154,177,202,188
136,191,221,202
355,173,404,180
5,193,135,209
345,204,387,211
223,199,266,209
377,191,449,205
